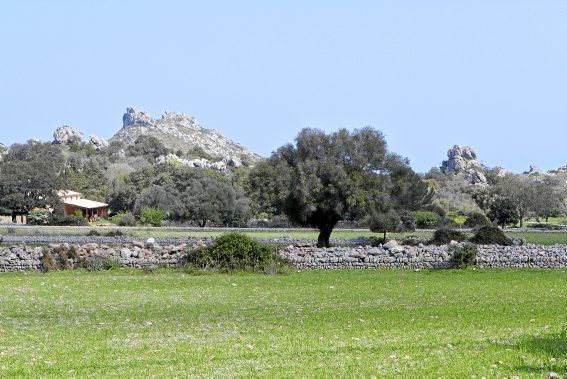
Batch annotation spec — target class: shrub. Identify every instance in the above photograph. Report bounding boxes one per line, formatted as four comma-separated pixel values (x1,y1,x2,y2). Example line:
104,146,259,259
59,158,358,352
41,249,56,272
41,247,73,271
184,233,287,273
400,235,428,246
464,212,491,228
369,211,402,239
139,207,167,227
105,229,124,237
111,212,137,227
87,229,100,236
529,223,564,230
469,226,512,246
50,215,89,226
399,210,416,231
81,256,122,271
27,209,52,225
431,228,467,245
368,236,387,247
447,210,467,227
412,211,440,229
449,242,478,269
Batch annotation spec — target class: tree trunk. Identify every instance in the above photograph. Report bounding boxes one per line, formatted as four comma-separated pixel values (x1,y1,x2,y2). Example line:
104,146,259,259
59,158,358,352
317,226,333,248
383,231,387,240
199,220,207,228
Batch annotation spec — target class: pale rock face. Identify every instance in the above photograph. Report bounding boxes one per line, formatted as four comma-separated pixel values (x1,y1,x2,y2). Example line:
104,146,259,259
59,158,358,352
88,135,109,150
523,165,551,176
112,107,260,166
156,154,229,172
441,145,487,186
226,156,242,168
123,107,153,128
494,166,512,177
53,125,84,145
0,143,6,161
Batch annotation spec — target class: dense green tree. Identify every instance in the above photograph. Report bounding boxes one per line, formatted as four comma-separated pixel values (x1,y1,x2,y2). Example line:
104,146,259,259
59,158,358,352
127,135,169,161
134,185,177,215
530,178,566,222
0,142,66,218
487,197,519,228
248,127,415,247
369,210,401,240
108,164,250,226
175,173,250,227
389,164,434,211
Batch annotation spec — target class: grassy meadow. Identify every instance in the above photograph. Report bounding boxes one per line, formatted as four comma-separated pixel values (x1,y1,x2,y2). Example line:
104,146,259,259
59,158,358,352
2,225,567,245
0,269,565,377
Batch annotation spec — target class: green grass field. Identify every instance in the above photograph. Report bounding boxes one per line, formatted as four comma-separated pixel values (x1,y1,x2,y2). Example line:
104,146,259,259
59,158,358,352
4,225,567,245
0,269,565,377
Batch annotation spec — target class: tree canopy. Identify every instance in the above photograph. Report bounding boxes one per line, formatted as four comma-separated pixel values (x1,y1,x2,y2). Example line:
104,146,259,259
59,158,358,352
247,127,432,247
0,142,66,215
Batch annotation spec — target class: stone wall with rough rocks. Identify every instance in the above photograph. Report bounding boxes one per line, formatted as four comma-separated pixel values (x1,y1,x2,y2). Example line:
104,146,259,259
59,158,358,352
0,241,203,272
1,240,567,272
281,241,567,269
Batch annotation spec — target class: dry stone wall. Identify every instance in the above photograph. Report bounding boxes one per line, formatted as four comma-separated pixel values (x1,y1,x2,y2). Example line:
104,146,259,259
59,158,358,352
281,243,567,269
1,241,566,272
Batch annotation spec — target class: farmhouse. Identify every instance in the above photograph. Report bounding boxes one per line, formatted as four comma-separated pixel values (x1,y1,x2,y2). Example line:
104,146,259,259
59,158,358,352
57,190,109,222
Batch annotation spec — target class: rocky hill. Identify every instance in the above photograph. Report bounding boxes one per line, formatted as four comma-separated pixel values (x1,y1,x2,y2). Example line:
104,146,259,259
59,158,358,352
440,145,488,186
111,107,261,164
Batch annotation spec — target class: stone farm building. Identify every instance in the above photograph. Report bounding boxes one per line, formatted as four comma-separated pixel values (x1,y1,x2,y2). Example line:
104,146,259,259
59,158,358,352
57,190,109,222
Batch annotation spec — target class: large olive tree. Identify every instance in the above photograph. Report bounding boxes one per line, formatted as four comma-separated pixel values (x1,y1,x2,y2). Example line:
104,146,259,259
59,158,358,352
0,142,66,218
249,127,413,247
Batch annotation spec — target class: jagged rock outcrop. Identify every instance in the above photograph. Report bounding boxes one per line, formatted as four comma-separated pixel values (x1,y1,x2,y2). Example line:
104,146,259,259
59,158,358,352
493,166,512,177
112,107,260,165
523,165,551,176
123,107,152,127
53,125,83,145
156,154,228,171
88,135,109,150
440,145,488,186
0,143,7,161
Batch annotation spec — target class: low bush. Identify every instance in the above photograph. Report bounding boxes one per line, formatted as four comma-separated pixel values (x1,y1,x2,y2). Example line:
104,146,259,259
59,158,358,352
447,210,467,227
431,228,467,245
400,235,428,246
412,211,440,229
139,207,167,227
464,212,491,228
81,256,122,271
469,226,512,246
184,233,288,273
449,242,478,269
111,212,137,227
27,209,52,225
529,223,564,230
87,229,100,236
50,215,89,226
105,229,124,237
399,210,416,231
368,236,387,246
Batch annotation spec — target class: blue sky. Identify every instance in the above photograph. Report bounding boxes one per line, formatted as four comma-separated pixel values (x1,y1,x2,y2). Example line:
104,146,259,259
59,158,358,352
1,1,566,173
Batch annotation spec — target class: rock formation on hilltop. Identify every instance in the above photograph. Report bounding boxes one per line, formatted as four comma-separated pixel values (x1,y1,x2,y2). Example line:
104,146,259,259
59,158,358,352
440,145,488,186
53,125,84,145
111,107,260,164
0,143,6,161
88,135,109,150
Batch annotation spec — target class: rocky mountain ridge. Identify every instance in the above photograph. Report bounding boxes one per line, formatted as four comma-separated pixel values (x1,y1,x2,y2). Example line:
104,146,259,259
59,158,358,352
440,144,565,185
111,107,261,164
